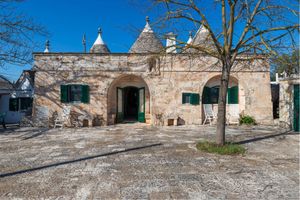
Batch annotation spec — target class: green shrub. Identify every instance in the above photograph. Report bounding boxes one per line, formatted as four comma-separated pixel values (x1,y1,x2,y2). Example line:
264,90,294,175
239,115,256,125
196,141,246,155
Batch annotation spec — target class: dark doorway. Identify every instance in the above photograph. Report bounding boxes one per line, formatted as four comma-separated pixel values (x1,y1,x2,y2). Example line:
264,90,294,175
123,87,139,121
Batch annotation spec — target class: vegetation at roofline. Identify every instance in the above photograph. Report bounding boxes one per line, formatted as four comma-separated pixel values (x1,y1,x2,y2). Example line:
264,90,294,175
270,48,300,80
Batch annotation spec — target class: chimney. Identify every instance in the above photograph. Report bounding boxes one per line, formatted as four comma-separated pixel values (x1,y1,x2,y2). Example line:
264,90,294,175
44,40,50,53
165,32,177,53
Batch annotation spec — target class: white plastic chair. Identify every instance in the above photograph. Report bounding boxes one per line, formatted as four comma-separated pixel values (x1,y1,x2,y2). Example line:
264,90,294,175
203,104,216,125
54,106,71,128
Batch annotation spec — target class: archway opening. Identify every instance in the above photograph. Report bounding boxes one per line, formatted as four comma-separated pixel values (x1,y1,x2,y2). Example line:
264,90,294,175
107,75,150,125
123,86,139,121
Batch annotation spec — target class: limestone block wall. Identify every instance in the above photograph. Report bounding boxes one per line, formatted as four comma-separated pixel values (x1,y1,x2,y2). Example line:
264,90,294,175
279,76,300,129
32,53,273,126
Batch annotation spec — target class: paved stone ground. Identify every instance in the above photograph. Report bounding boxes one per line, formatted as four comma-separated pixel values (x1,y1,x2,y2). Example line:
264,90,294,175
0,124,299,200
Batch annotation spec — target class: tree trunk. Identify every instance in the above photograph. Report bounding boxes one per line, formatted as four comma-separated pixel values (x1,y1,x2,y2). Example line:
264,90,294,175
216,60,231,146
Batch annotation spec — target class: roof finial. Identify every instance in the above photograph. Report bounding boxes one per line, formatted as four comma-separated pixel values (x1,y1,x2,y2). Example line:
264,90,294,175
98,27,102,34
90,26,110,53
143,16,153,33
82,33,86,53
44,40,50,53
187,31,193,44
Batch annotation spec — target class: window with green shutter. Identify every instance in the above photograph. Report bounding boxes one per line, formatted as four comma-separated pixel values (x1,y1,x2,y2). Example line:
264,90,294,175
81,85,89,103
228,86,238,104
60,84,90,104
60,85,68,103
182,93,191,104
182,93,200,105
210,86,219,104
202,87,211,104
191,93,200,105
69,85,82,102
203,86,239,104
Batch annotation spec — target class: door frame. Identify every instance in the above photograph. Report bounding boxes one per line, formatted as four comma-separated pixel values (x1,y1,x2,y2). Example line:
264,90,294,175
138,87,145,122
116,87,124,123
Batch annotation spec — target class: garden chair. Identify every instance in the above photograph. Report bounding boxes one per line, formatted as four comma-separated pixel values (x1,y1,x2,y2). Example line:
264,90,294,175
203,104,216,125
54,107,71,128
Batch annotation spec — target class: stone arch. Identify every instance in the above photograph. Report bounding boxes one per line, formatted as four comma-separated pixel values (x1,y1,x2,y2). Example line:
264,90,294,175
106,74,151,125
200,74,245,124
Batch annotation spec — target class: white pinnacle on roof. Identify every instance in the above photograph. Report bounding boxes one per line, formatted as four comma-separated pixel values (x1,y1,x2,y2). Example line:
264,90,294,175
93,28,105,45
198,25,209,33
187,31,193,44
44,40,50,53
143,16,153,33
90,27,110,53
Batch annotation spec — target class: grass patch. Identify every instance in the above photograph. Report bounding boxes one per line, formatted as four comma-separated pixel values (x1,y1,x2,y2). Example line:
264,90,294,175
196,141,246,155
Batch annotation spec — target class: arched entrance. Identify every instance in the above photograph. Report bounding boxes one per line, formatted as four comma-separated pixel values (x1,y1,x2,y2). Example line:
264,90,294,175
107,75,150,125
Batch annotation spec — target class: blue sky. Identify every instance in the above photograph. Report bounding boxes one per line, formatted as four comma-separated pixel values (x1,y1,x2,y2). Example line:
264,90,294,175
1,0,160,81
0,0,298,81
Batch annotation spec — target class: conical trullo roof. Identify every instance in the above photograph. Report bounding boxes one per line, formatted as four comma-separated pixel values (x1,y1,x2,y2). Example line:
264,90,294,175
185,26,215,53
129,17,163,53
90,28,110,53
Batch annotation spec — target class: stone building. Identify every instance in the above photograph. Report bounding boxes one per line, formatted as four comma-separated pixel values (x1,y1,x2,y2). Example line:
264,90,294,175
32,18,273,127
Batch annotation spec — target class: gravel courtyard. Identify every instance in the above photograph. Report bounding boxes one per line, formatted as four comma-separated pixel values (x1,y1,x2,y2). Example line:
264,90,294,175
0,124,299,199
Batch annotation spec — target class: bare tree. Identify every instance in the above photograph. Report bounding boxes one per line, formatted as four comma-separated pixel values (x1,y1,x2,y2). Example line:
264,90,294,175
0,0,47,67
146,0,299,145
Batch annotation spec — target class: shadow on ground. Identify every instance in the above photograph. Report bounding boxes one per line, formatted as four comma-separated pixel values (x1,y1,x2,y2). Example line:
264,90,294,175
0,143,162,178
235,131,297,145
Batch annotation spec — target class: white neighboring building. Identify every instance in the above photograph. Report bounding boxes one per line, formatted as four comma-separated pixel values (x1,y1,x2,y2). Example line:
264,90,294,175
0,71,34,124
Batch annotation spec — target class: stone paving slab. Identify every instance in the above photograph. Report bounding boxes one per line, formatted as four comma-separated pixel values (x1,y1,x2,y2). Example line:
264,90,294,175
0,124,299,199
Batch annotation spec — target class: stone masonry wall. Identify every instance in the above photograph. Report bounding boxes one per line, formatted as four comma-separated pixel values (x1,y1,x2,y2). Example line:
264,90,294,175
279,76,300,130
33,53,273,127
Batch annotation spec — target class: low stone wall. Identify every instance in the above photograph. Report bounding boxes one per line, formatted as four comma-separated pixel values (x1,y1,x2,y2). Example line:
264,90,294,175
279,75,300,130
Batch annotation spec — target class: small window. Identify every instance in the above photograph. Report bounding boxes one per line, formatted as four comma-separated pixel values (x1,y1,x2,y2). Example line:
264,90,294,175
210,86,219,104
203,86,238,104
69,85,82,102
183,93,191,104
9,98,19,111
182,93,200,105
20,98,33,111
61,84,89,104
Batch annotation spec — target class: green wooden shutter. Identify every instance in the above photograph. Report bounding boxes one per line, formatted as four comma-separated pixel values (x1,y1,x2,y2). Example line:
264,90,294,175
227,87,231,103
60,85,68,103
228,86,238,104
294,84,299,132
81,85,90,103
203,87,211,104
191,93,200,105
